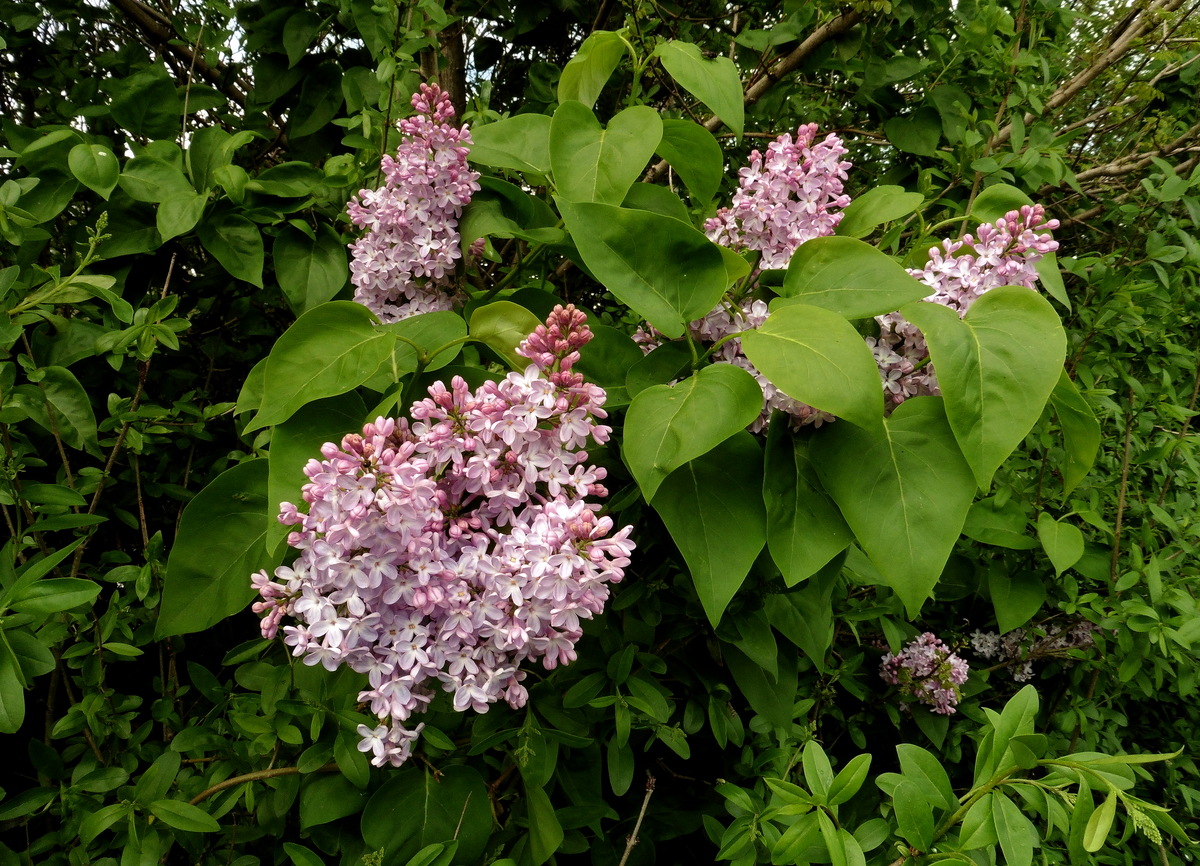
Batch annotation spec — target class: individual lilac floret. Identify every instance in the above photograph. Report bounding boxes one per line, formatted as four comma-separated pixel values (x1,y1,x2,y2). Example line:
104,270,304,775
251,306,634,767
704,123,852,269
346,83,481,323
880,632,970,715
875,204,1060,409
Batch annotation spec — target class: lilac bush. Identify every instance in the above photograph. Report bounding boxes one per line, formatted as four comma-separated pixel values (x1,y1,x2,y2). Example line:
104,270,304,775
252,306,634,766
346,83,481,323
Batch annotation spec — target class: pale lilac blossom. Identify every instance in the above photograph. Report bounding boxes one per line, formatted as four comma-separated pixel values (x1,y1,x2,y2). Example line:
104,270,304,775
880,632,970,715
347,84,481,323
252,306,633,766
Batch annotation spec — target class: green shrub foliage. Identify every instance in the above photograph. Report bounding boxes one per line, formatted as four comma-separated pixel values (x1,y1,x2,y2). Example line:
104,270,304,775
2,0,1199,864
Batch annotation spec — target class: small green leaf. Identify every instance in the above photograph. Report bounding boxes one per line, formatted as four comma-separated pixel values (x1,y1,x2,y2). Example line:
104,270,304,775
812,397,975,616
836,185,924,238
989,568,1046,634
469,114,552,174
1049,372,1100,495
1036,513,1084,575
1083,789,1117,853
655,119,723,202
149,799,220,832
903,287,1065,489
251,302,391,430
992,793,1034,866
67,144,119,199
198,209,265,287
654,41,744,137
274,224,348,314
156,191,206,242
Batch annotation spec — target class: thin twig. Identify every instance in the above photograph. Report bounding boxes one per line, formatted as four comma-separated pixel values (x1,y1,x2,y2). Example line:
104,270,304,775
616,775,656,866
186,763,339,806
1110,386,1135,585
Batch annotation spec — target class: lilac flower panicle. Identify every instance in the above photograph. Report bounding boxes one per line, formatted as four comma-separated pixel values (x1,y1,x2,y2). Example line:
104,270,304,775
347,83,481,323
875,204,1060,409
970,620,1095,682
252,306,634,766
880,632,970,715
635,124,851,430
704,123,852,269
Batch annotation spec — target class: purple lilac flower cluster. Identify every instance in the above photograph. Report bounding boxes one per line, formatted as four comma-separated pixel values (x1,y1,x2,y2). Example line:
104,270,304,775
970,620,1095,682
703,123,852,269
252,306,634,767
880,632,970,715
346,83,480,324
634,125,852,430
872,205,1061,409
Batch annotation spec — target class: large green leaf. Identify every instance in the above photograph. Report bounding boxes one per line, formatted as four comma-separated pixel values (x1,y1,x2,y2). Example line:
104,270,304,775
251,302,391,429
1036,513,1083,575
109,67,181,138
469,114,552,174
763,425,851,585
16,366,99,455
156,191,206,242
361,766,492,865
1049,371,1099,494
557,31,628,108
812,398,976,615
779,236,930,318
559,200,727,338
654,41,744,137
274,224,348,314
655,119,723,202
835,185,924,239
198,209,265,287
67,144,120,199
157,460,277,637
740,304,883,431
524,783,564,865
469,301,541,371
903,287,1065,489
549,102,662,205
0,632,25,733
989,567,1046,634
993,793,1034,866
119,155,194,204
652,433,766,626
266,393,366,558
623,363,763,501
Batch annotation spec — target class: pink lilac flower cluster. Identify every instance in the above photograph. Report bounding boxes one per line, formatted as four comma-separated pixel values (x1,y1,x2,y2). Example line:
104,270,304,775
346,83,481,323
251,306,634,767
703,123,852,269
970,619,1094,682
635,125,851,430
872,205,1061,409
880,632,970,715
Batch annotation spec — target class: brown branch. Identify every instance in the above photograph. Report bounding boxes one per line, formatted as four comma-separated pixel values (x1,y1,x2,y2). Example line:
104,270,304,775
644,9,862,183
187,763,339,806
616,775,657,866
990,0,1189,149
109,0,247,107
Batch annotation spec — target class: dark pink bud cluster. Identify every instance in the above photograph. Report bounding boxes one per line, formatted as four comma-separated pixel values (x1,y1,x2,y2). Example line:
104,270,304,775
346,84,481,323
252,306,634,767
880,632,970,715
